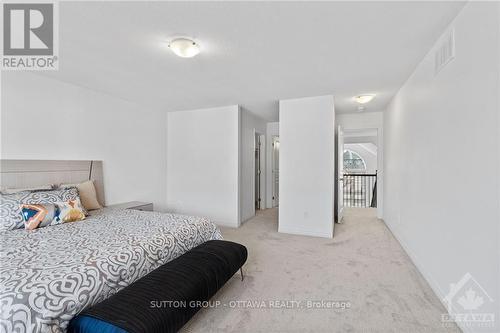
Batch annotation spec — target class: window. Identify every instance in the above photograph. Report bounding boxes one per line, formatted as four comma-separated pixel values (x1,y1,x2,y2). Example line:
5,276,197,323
343,150,366,171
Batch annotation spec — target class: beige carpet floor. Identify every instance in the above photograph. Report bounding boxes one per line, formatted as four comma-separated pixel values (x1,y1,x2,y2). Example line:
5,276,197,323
181,208,460,333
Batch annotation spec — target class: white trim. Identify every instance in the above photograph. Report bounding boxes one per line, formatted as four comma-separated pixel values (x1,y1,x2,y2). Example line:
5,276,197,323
236,106,242,226
271,135,280,208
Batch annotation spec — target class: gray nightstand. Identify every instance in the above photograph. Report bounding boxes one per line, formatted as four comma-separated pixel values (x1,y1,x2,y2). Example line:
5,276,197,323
107,201,153,212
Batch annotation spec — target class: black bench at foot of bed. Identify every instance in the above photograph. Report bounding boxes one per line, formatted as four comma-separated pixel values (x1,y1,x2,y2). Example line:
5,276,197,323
69,240,248,333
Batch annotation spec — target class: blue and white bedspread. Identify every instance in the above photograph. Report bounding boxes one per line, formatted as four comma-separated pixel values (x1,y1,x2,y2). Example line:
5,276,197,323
0,208,222,333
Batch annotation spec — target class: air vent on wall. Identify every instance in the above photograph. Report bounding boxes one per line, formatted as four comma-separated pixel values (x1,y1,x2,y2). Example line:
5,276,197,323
435,29,455,75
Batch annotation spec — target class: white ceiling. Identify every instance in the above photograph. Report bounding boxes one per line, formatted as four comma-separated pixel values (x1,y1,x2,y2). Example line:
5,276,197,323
40,1,465,121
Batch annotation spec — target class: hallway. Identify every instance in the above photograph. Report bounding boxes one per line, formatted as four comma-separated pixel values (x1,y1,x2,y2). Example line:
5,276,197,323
181,208,460,333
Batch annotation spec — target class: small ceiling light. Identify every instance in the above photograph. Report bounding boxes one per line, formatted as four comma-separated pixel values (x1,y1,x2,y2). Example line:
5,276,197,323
168,38,200,58
354,94,375,104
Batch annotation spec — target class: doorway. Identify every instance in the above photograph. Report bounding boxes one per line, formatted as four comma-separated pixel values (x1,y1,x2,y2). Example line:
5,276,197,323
255,133,262,210
272,136,279,207
337,128,379,221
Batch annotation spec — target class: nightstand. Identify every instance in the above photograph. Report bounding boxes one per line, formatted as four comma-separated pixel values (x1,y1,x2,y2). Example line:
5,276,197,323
107,201,154,212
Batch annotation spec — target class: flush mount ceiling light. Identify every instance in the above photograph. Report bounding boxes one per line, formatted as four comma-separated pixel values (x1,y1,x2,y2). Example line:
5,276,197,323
354,94,376,104
168,38,200,58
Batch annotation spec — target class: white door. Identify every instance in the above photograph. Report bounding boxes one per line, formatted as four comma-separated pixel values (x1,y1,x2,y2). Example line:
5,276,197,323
272,136,280,207
337,126,344,222
255,134,261,210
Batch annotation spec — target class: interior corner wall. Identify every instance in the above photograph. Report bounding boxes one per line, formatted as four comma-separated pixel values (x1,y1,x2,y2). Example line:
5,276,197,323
383,3,500,332
0,71,168,211
266,122,279,209
278,95,335,238
240,109,267,222
167,105,240,227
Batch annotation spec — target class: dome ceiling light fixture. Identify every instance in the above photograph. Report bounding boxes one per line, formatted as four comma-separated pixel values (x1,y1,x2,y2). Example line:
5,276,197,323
354,94,376,104
168,38,200,58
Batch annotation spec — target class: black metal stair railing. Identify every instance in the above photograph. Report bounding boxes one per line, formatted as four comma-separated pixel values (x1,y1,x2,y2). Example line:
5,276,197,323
343,173,377,208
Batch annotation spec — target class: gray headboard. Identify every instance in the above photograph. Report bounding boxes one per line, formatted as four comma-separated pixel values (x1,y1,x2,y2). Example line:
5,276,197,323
0,159,105,206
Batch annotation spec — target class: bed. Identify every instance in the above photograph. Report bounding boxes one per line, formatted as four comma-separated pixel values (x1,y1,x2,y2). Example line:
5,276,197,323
0,160,223,333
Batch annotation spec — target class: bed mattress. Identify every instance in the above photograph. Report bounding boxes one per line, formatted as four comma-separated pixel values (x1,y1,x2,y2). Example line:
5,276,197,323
0,208,222,333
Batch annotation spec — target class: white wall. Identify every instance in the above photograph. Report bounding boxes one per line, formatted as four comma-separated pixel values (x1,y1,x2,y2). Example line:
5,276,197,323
279,95,335,238
0,71,168,211
337,112,384,218
167,105,241,227
266,122,279,208
240,109,267,222
336,112,383,130
384,3,499,332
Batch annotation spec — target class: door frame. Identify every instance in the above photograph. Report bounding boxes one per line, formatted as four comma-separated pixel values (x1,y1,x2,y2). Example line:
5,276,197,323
253,131,266,212
336,126,344,223
340,127,383,218
271,135,279,207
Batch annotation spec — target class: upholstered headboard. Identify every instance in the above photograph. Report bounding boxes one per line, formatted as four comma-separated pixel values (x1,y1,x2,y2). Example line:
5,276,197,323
0,159,105,206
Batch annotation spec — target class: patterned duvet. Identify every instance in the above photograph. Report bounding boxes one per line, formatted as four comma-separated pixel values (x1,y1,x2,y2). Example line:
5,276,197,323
0,208,222,333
